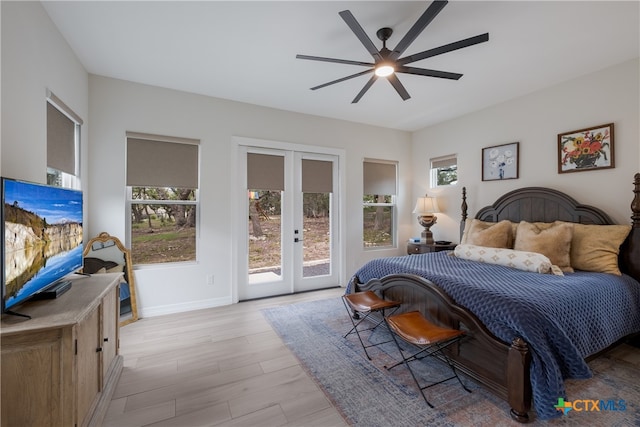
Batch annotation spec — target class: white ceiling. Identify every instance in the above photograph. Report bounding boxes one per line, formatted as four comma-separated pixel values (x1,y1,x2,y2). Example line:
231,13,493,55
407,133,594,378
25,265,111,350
42,1,639,132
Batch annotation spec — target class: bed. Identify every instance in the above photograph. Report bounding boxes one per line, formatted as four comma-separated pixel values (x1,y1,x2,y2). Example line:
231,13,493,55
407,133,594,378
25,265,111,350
348,173,640,422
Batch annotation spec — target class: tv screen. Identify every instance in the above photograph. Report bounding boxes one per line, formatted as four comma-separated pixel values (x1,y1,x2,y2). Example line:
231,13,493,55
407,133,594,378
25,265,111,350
1,177,83,313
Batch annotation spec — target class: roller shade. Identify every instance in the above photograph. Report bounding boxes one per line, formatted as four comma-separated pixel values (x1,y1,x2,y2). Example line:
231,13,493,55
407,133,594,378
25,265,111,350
363,161,396,195
47,102,76,175
302,159,332,193
431,155,457,169
127,138,199,188
247,153,284,191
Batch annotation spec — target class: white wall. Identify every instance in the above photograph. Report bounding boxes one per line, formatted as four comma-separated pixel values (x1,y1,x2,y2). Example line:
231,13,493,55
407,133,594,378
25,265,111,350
1,1,413,317
4,1,637,318
1,1,89,188
88,76,412,316
411,59,640,243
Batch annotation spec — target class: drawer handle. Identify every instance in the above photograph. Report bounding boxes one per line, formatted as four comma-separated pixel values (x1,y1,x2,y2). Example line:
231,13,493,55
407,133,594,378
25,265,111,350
96,347,103,352
104,337,109,342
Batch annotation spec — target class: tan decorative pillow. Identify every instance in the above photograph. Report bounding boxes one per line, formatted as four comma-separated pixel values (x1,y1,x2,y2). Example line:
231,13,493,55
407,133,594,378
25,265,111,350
570,224,631,275
460,219,471,243
461,219,513,248
454,244,563,275
514,221,574,272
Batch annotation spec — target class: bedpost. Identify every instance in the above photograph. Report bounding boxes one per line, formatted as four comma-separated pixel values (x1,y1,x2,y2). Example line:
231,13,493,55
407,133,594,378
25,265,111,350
508,337,531,423
621,173,640,280
460,186,468,241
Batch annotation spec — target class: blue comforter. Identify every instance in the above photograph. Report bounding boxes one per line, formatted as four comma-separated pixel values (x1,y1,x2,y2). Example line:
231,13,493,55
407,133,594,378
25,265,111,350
349,251,640,420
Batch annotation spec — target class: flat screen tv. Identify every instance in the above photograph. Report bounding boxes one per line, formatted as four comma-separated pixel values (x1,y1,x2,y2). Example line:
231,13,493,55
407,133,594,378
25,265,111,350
1,177,83,315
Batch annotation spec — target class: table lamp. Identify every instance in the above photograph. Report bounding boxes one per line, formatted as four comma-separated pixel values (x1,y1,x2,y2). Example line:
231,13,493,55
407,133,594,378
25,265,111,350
413,195,440,244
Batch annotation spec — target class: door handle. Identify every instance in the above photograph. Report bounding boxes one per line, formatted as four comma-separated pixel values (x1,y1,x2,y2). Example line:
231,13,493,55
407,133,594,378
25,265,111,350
294,238,303,243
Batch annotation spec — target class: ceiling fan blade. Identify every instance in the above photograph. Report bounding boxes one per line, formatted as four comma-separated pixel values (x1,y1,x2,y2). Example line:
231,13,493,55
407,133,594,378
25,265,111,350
296,54,374,67
352,75,378,103
397,66,463,80
389,0,448,60
387,74,411,100
339,10,383,62
310,69,374,91
398,33,489,65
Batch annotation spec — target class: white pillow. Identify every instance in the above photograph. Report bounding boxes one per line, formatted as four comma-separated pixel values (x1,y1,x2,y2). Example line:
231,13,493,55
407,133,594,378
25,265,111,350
453,244,563,276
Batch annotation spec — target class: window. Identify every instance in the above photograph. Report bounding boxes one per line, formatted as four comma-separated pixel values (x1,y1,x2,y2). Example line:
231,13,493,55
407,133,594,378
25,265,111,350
46,91,82,189
363,160,397,248
126,133,200,265
430,155,457,187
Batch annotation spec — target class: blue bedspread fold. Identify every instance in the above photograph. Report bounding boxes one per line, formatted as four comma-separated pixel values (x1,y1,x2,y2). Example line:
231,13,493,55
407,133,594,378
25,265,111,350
349,251,640,420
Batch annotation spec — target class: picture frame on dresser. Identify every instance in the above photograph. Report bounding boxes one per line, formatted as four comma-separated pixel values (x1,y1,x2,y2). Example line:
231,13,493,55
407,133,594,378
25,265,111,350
482,142,519,181
558,123,614,173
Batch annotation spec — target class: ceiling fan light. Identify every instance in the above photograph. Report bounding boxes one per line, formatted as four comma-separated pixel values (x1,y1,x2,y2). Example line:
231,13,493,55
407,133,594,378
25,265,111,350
375,64,395,77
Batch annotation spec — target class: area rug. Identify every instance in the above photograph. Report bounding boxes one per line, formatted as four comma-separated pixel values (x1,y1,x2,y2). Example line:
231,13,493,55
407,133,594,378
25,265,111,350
262,297,639,426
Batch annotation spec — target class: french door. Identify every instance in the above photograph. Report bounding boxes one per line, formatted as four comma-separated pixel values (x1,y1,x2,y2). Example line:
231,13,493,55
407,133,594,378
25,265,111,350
237,145,340,300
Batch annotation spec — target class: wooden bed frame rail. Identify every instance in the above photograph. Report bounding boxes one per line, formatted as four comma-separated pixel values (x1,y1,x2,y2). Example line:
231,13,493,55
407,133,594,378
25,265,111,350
355,274,532,421
352,173,640,422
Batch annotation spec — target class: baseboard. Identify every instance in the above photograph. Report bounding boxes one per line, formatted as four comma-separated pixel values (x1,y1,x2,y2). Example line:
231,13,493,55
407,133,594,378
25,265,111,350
140,296,233,318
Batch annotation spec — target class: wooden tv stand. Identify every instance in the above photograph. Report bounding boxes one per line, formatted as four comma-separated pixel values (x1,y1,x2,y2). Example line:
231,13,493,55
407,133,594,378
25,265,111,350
1,273,123,426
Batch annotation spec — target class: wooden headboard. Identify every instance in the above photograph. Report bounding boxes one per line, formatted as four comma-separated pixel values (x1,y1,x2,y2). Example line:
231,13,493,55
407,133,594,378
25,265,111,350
460,173,640,282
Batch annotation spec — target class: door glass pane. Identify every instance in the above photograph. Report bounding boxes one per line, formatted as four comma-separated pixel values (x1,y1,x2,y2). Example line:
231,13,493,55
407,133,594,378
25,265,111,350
302,192,331,277
248,190,282,283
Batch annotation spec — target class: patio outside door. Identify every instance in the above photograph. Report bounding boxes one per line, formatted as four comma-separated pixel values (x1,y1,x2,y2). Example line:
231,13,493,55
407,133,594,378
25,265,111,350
238,146,339,300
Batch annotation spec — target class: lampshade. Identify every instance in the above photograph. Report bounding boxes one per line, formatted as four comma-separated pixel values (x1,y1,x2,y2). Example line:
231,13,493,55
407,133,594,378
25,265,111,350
413,196,440,215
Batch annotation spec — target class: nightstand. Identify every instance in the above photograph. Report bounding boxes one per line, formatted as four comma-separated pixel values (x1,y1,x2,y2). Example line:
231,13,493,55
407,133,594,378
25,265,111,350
407,242,457,255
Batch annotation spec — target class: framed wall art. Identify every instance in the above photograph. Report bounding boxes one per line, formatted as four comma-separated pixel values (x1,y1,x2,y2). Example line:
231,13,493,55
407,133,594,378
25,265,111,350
558,123,614,174
482,142,519,181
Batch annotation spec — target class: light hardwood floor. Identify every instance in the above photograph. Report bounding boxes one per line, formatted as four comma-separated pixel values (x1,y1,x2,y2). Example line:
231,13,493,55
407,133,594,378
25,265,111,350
104,287,348,427
103,287,640,427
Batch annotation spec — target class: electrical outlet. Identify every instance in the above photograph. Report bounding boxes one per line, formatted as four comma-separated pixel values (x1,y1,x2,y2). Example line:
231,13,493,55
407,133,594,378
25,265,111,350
206,274,214,285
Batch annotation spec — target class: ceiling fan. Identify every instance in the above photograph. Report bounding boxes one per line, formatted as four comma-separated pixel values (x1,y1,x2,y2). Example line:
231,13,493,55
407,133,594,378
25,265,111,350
296,0,489,103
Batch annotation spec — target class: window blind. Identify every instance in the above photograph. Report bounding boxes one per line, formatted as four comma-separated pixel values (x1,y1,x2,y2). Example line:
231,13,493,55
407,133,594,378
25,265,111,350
431,155,457,169
363,161,396,195
47,102,76,175
127,137,199,188
302,159,332,193
247,153,284,191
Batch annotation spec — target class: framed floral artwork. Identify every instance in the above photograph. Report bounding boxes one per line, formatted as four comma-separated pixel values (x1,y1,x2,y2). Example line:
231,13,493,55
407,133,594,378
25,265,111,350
482,142,519,181
558,123,614,174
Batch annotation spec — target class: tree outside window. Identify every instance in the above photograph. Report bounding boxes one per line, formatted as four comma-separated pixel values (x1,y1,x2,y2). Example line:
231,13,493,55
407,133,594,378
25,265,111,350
130,187,197,265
